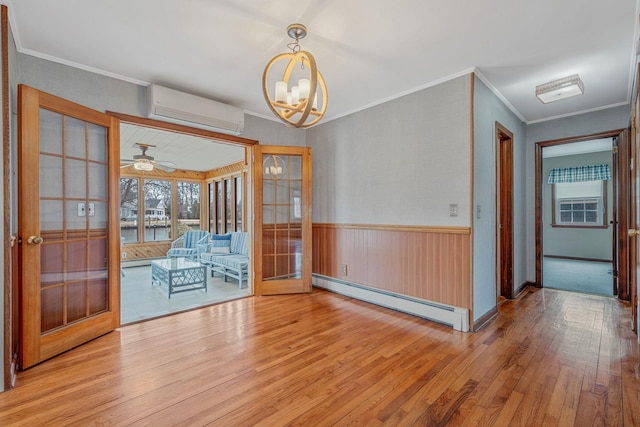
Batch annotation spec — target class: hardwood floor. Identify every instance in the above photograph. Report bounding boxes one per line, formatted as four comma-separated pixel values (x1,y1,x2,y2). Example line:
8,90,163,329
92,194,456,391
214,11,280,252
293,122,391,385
0,287,638,426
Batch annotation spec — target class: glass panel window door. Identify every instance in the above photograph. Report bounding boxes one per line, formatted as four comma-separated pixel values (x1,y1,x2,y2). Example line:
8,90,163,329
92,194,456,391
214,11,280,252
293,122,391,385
254,146,311,295
19,85,120,368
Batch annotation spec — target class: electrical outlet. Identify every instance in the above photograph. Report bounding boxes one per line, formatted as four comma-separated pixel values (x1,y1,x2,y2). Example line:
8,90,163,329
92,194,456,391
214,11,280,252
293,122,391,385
476,205,481,219
449,203,458,217
342,264,348,276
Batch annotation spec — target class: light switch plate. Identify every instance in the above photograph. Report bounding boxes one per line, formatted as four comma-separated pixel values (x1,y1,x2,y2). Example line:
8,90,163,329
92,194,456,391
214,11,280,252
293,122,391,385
449,204,458,217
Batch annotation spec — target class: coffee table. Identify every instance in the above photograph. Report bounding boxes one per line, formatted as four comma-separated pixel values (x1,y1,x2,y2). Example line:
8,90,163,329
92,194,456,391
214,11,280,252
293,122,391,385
151,258,206,298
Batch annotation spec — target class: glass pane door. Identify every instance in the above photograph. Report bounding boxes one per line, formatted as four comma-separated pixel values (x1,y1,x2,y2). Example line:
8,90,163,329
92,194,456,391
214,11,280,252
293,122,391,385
262,154,303,281
39,109,109,333
254,146,311,295
19,85,119,369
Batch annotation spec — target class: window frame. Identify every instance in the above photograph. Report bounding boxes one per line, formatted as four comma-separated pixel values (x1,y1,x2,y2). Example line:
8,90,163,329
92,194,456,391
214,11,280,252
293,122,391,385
208,172,245,234
551,182,608,229
119,175,204,243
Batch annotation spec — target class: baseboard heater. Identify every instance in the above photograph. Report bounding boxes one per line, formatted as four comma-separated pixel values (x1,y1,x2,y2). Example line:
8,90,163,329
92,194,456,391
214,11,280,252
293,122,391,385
313,275,469,332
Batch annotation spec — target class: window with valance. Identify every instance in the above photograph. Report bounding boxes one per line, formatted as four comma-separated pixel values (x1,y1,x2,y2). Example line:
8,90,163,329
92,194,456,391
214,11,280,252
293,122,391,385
548,164,610,227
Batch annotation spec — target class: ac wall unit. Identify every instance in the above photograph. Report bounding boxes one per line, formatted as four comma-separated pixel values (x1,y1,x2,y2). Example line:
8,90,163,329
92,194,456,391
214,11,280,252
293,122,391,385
147,84,244,135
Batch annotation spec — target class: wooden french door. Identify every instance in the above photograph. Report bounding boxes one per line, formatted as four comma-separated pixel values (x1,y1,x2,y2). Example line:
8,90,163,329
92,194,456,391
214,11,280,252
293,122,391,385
253,145,312,295
18,85,120,368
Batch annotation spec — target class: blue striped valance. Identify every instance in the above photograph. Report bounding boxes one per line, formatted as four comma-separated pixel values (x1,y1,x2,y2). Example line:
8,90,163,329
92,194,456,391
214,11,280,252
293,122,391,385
547,164,611,184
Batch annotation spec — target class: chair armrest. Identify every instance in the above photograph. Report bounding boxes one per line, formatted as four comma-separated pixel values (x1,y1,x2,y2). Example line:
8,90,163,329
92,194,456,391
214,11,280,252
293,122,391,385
196,242,210,257
171,236,185,249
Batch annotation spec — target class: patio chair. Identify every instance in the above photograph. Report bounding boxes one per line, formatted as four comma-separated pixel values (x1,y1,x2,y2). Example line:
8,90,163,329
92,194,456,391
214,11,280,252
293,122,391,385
167,229,209,260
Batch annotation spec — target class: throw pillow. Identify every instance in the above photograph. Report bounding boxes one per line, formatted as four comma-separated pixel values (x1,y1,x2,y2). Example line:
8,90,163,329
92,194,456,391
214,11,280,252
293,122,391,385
211,233,231,248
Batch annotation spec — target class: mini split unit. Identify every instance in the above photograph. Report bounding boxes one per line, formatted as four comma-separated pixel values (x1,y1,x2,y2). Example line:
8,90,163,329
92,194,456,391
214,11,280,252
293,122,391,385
147,84,245,135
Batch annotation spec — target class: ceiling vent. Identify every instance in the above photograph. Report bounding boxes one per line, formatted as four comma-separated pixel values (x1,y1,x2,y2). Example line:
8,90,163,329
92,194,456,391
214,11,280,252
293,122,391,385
147,84,244,135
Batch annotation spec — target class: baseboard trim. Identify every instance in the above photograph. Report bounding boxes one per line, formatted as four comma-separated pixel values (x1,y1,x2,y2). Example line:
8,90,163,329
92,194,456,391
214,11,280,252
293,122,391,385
543,255,612,263
473,307,498,331
515,281,533,297
313,274,470,332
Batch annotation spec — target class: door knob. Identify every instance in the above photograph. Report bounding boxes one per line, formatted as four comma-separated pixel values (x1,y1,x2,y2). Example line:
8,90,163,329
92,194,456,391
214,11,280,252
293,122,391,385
27,235,44,245
628,229,640,237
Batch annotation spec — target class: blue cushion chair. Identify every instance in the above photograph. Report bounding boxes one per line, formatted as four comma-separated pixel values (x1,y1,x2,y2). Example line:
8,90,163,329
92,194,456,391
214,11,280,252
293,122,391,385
200,232,249,288
167,229,209,260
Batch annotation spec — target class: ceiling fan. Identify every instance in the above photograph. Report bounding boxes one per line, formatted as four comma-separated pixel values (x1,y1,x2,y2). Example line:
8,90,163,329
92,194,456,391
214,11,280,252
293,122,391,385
120,143,176,172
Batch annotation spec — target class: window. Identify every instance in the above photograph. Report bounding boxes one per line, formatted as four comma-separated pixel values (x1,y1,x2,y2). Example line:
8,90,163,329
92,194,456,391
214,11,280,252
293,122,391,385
552,181,606,227
120,178,139,243
209,173,244,234
558,198,601,224
176,181,201,234
235,176,243,231
144,179,172,241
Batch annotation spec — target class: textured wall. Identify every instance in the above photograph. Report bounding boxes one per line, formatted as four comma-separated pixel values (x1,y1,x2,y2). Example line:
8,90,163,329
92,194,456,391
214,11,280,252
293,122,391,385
306,76,472,227
473,76,526,321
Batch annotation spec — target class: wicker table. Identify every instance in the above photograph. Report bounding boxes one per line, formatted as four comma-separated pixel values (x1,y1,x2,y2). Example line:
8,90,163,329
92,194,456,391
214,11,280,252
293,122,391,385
151,258,206,298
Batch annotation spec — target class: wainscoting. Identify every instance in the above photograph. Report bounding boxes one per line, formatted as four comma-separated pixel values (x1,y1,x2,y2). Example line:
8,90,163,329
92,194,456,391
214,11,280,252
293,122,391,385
121,242,171,260
312,223,472,323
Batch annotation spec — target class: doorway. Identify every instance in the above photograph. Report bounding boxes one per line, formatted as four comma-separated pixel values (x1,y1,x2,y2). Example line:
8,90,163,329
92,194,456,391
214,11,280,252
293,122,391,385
535,132,626,299
115,120,254,324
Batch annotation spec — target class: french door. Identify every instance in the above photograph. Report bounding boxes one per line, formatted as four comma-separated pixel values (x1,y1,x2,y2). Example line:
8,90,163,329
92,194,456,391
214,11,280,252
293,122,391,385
18,85,120,368
253,145,312,295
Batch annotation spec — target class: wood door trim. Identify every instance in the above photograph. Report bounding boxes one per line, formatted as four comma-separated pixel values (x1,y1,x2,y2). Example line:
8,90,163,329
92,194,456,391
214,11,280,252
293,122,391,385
496,122,514,299
107,111,259,147
2,4,13,390
534,129,626,293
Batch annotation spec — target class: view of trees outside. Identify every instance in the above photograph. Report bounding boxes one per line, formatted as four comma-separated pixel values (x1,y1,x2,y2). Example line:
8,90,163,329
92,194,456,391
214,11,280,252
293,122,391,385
176,181,201,235
144,179,171,241
120,178,138,242
119,173,250,248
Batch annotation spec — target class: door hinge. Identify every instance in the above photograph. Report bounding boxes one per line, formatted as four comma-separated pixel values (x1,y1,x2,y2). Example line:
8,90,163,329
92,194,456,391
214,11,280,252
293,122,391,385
613,145,619,154
17,237,22,245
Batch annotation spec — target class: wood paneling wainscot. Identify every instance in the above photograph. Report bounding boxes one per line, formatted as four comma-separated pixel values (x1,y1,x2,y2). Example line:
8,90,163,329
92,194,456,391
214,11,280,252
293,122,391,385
313,223,472,310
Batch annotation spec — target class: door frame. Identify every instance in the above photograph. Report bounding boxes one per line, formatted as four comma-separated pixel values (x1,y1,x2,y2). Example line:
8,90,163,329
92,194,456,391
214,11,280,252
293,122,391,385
534,129,628,300
496,122,514,299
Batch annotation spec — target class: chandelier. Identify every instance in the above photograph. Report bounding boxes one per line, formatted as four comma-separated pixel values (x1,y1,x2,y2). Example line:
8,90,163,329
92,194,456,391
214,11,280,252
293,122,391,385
262,24,328,128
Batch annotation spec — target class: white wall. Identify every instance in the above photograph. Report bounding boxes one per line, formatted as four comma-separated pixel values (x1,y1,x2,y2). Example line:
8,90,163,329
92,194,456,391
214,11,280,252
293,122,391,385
306,76,471,226
525,106,631,281
472,76,526,321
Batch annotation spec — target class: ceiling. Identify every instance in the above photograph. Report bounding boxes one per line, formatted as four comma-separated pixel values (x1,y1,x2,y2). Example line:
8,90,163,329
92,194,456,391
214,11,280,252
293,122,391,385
120,123,244,172
8,0,640,128
542,138,612,158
